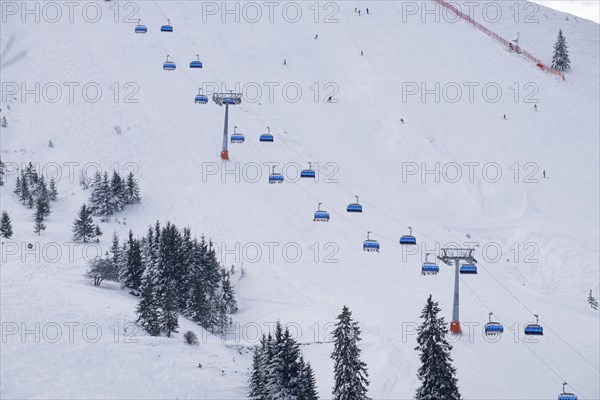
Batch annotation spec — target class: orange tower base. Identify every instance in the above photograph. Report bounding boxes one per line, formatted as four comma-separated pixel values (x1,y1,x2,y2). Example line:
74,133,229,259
220,150,229,160
450,321,462,334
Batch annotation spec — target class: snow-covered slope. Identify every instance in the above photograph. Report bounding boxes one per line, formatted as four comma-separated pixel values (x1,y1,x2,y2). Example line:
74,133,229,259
1,1,599,398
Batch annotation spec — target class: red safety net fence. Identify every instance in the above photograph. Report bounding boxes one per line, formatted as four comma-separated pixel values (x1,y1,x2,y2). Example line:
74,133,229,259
433,0,565,80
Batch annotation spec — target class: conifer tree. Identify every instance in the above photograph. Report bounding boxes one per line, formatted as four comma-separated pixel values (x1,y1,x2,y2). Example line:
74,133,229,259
110,171,127,211
214,298,229,334
331,306,369,400
221,269,238,314
14,175,21,196
26,193,34,209
154,222,182,299
33,198,47,235
265,322,287,398
552,29,571,71
175,227,194,310
36,176,51,218
89,174,101,214
90,172,113,217
588,290,599,310
280,327,303,398
203,240,222,298
125,171,141,204
109,232,121,274
94,225,103,242
298,357,319,400
24,162,38,187
121,230,144,293
1,211,13,238
160,288,179,337
48,177,58,201
249,340,268,400
263,322,305,399
186,277,211,327
415,295,461,400
18,174,31,206
0,158,4,186
136,272,161,336
72,204,96,242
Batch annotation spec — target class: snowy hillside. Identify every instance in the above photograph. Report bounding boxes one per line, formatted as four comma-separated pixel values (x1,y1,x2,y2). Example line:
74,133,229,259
1,0,599,399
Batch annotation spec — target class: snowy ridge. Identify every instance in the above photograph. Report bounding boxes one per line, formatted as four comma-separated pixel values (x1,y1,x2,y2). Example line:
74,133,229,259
1,1,599,399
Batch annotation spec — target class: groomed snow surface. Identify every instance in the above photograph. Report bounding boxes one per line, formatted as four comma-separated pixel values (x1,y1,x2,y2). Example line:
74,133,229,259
1,1,599,399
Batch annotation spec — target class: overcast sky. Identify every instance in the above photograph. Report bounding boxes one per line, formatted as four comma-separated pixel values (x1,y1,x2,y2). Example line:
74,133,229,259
532,0,599,23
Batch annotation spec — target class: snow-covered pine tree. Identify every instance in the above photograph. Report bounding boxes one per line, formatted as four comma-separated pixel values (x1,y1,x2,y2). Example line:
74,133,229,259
141,226,156,271
120,230,144,293
415,295,461,400
265,322,286,398
94,225,103,242
260,333,275,395
175,227,193,311
110,171,127,212
211,296,228,334
26,193,34,209
79,170,91,190
279,325,303,398
36,176,51,218
552,29,571,71
588,290,599,310
263,322,305,399
33,198,47,235
298,357,319,400
72,204,96,242
0,158,4,186
109,232,121,276
99,172,114,217
125,171,141,205
160,288,179,337
204,240,223,312
136,271,162,336
1,211,13,238
90,172,114,218
13,175,21,196
185,276,211,327
48,177,58,201
154,222,182,300
331,305,369,400
187,235,223,330
88,172,103,213
18,174,30,205
221,268,238,314
24,162,39,191
249,339,268,400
